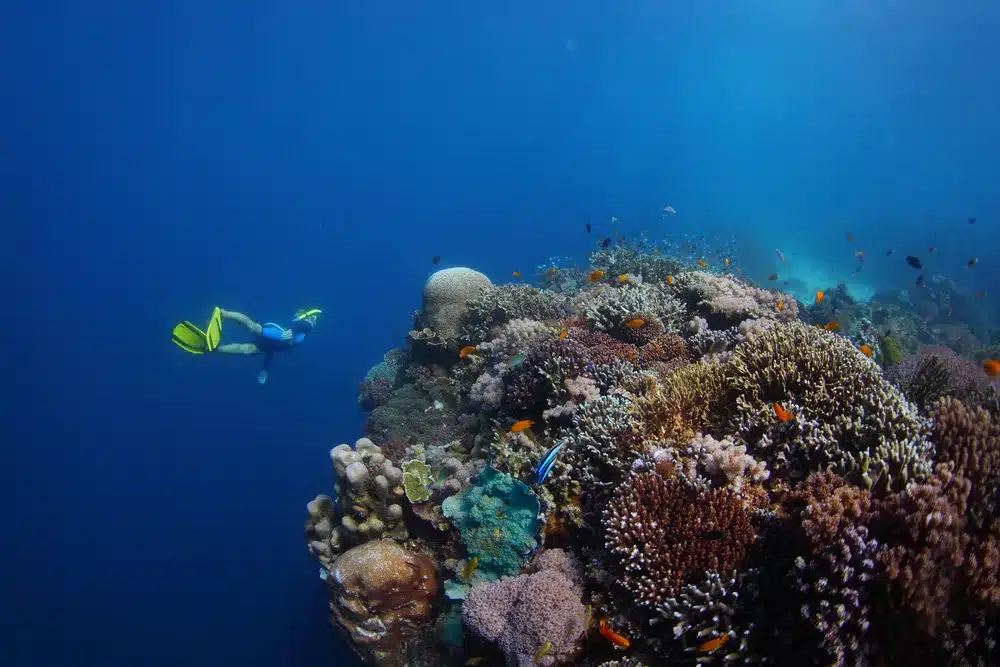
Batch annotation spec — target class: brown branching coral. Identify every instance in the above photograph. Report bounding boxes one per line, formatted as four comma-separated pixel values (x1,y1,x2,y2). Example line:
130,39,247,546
634,361,725,444
870,463,972,639
723,321,932,489
603,472,756,606
930,396,1000,527
637,332,688,369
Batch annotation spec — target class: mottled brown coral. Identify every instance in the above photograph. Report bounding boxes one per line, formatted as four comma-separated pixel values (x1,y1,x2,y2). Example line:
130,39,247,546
638,332,688,368
603,472,756,606
617,311,665,346
871,464,972,638
326,539,438,667
930,396,1000,526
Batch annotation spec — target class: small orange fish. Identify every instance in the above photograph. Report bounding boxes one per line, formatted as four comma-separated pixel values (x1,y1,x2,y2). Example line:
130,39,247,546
815,290,824,305
776,300,784,312
724,257,730,267
545,267,557,276
696,258,707,268
697,634,730,653
510,419,535,433
598,619,630,649
618,273,629,283
773,402,794,422
512,271,522,279
459,345,478,359
859,344,873,358
824,321,841,331
984,360,1000,377
558,329,568,339
625,318,646,329
666,275,674,285
625,350,637,361
588,269,606,281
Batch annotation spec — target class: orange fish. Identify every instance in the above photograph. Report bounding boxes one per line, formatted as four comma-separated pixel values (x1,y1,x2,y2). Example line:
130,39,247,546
618,273,629,283
545,267,557,276
696,258,707,268
984,360,1000,377
512,271,521,279
588,269,606,281
697,634,730,653
666,275,674,285
824,321,841,331
459,345,478,359
625,318,646,329
859,344,873,358
776,300,784,312
773,402,794,422
815,290,824,305
598,619,630,649
510,419,535,433
558,329,568,340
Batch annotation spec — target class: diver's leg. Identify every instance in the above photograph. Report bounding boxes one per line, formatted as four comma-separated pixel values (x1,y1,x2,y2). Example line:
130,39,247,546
220,309,263,336
258,351,275,385
216,343,260,355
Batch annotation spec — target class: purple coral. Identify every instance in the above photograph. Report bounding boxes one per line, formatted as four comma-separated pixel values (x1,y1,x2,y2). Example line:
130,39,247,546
463,549,586,667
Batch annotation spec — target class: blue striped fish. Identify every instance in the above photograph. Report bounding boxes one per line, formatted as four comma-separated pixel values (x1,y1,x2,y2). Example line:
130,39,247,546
535,441,565,484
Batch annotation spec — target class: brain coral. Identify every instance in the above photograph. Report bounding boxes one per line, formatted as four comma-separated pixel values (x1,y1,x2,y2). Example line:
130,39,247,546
421,267,492,339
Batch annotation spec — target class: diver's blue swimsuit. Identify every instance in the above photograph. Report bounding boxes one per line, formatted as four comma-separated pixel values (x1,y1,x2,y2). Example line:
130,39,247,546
255,318,312,381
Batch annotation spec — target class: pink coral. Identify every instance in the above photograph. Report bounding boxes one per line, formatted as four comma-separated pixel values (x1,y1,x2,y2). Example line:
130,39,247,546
463,549,586,667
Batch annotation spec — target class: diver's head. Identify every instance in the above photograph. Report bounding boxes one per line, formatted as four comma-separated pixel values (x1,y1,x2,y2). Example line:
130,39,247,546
294,308,322,330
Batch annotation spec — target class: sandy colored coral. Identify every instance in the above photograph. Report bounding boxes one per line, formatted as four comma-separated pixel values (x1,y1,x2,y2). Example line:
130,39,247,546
634,361,725,444
421,267,492,339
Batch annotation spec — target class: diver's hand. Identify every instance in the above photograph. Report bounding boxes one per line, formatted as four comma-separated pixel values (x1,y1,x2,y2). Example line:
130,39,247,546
280,328,293,343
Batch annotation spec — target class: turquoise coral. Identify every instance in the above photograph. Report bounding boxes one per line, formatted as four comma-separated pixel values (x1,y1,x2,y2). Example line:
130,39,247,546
442,466,540,579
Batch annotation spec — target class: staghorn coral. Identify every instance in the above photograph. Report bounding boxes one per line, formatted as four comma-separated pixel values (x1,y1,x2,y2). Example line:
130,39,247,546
462,549,586,667
603,472,756,606
588,244,685,283
577,283,686,335
929,396,1000,527
558,394,642,488
722,320,931,489
673,270,797,327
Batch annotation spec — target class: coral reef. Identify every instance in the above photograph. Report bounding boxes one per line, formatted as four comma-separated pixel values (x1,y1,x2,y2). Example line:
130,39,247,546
307,249,1000,666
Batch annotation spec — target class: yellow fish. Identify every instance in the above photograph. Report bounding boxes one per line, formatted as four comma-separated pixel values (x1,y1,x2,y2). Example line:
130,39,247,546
461,556,479,581
666,275,674,285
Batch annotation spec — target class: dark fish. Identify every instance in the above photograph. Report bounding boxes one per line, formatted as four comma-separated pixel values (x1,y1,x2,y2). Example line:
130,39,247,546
916,274,924,287
767,273,778,281
703,529,728,541
975,290,988,299
431,255,441,265
846,232,855,243
967,257,979,268
969,217,977,224
886,248,894,256
905,256,922,269
585,222,591,234
601,237,612,248
928,246,937,253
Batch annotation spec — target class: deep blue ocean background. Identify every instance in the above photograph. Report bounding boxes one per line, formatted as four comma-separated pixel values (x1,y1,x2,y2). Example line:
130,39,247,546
5,1,999,665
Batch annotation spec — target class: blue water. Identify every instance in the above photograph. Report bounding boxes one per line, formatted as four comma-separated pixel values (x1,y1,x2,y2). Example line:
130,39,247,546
6,1,1000,665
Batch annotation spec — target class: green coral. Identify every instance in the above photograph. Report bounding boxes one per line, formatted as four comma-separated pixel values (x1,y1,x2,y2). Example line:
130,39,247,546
402,459,433,503
441,466,540,579
881,335,903,366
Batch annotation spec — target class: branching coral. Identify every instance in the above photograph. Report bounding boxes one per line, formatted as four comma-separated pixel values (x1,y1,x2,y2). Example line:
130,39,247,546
891,347,1000,410
683,433,770,493
722,321,931,489
634,361,725,444
576,283,686,335
588,245,685,282
929,396,1000,527
464,284,572,341
603,472,757,606
673,271,797,327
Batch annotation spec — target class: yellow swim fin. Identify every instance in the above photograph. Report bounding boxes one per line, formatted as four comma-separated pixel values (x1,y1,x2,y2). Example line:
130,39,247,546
206,306,223,352
172,321,208,354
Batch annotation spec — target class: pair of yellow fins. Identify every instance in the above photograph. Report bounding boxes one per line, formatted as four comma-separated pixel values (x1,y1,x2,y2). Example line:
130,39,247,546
172,306,223,354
